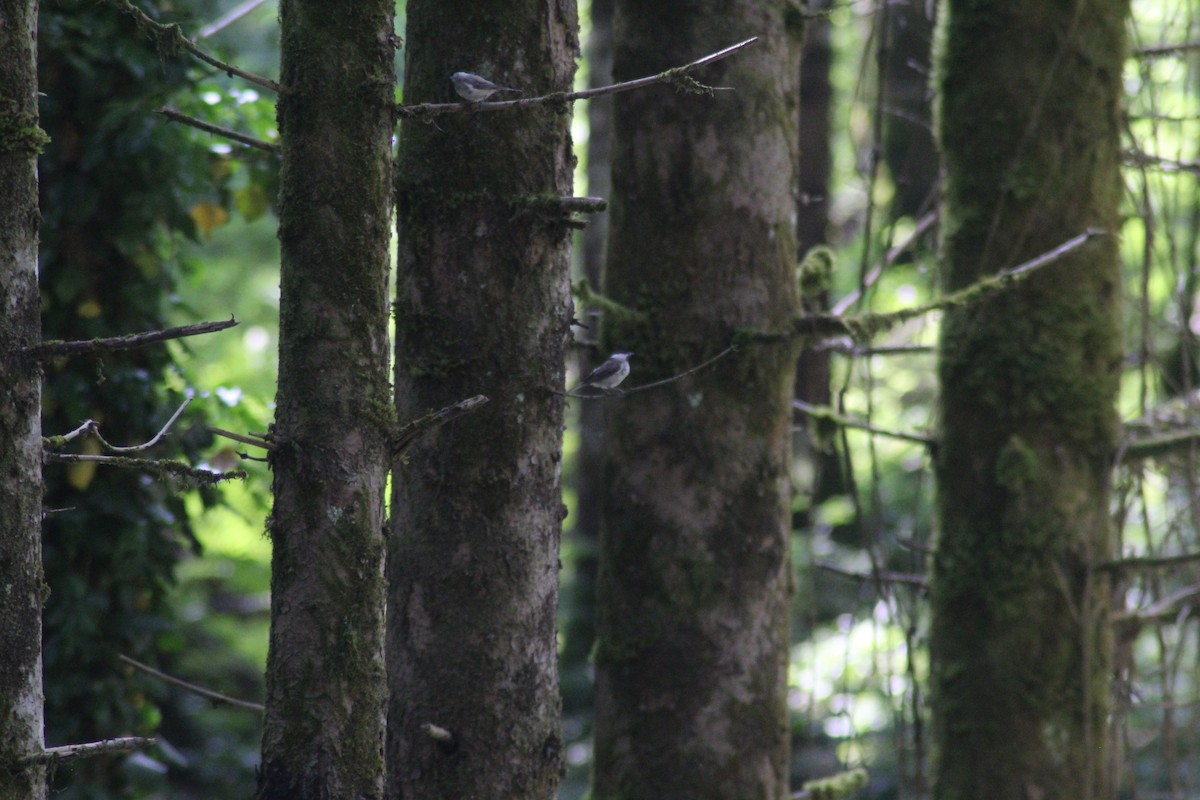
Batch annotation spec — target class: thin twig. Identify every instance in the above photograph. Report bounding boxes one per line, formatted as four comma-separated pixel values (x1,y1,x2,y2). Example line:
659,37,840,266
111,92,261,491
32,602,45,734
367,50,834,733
110,0,280,92
793,400,935,447
119,654,265,712
1112,584,1200,632
109,398,192,453
813,341,933,356
50,399,189,451
1123,148,1200,174
397,37,758,119
1136,41,1200,58
158,107,279,153
1120,427,1200,461
26,317,238,360
196,0,268,39
831,211,937,316
570,345,739,399
21,737,156,766
208,426,274,450
392,395,489,455
815,560,929,591
1096,551,1200,573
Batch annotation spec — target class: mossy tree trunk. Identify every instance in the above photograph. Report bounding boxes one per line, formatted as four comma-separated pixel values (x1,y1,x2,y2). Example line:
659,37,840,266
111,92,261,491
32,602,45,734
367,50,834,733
257,2,395,797
592,2,803,798
0,1,46,797
930,2,1127,799
386,2,578,798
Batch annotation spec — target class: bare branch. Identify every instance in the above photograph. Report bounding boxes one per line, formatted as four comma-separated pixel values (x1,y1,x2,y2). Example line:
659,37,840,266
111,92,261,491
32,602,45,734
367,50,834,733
815,560,929,591
1096,551,1200,573
793,400,935,447
397,37,758,119
391,395,490,456
1119,427,1200,461
1135,41,1200,58
158,107,279,153
813,341,934,356
831,210,937,316
26,317,238,360
109,0,280,92
21,737,155,766
114,398,191,453
1123,148,1200,174
196,0,268,39
119,654,265,712
208,426,274,451
570,345,739,399
49,399,189,455
1112,584,1200,634
44,453,245,485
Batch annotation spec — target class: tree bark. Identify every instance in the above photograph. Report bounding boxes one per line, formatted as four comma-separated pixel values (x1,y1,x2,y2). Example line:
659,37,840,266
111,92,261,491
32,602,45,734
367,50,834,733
592,3,802,798
386,2,578,798
930,2,1127,799
0,1,46,797
257,2,395,797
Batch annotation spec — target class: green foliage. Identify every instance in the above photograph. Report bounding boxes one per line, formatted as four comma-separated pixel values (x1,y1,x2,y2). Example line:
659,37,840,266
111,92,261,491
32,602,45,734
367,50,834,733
37,0,275,796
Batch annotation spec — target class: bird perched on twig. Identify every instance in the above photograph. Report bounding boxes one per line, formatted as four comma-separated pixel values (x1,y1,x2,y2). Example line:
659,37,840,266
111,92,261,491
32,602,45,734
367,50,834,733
451,72,522,102
571,352,634,394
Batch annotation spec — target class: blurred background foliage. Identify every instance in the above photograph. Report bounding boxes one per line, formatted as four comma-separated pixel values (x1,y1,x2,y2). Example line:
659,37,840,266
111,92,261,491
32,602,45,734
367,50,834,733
36,0,1200,797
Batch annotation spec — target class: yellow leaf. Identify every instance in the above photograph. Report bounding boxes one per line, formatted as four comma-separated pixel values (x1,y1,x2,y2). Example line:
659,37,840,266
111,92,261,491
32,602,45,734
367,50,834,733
76,298,102,318
190,202,229,239
66,436,103,491
235,184,269,221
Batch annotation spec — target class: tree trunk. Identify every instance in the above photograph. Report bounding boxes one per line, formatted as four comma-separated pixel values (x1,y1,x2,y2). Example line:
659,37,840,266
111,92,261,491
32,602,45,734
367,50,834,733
562,0,614,745
881,0,937,220
258,2,395,797
592,3,802,798
0,1,46,797
930,2,1127,799
386,2,578,798
794,0,844,514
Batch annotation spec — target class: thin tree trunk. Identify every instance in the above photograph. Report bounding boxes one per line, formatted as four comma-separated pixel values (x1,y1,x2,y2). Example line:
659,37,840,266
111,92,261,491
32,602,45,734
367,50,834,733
930,2,1127,798
562,0,614,735
0,1,46,797
794,0,844,512
881,0,937,220
797,0,832,255
258,2,395,797
592,3,802,798
386,2,578,798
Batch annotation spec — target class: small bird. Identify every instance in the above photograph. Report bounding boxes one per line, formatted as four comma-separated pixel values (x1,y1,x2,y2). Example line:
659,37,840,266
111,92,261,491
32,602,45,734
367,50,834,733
451,72,522,102
572,352,634,393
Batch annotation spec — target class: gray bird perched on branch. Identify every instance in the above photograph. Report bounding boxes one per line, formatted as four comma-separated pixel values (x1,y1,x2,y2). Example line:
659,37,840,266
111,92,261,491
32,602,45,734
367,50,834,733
451,72,522,102
572,352,634,393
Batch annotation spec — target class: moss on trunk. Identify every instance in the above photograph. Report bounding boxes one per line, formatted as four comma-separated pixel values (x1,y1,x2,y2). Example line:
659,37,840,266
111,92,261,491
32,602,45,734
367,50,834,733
386,2,579,799
258,2,395,797
930,2,1128,798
